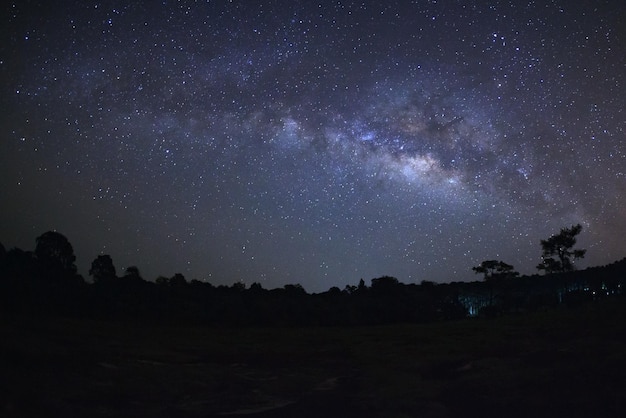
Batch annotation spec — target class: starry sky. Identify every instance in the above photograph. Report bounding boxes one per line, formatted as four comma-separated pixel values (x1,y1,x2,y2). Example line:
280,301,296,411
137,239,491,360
1,1,625,292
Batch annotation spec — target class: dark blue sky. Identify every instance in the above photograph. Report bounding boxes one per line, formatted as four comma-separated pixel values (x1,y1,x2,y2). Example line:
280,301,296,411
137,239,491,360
1,1,624,292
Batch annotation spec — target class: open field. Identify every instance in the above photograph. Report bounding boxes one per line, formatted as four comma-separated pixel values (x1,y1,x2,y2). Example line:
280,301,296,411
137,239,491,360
2,298,626,418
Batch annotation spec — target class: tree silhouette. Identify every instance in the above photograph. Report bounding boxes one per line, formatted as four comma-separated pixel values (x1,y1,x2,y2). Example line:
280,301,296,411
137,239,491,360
35,231,77,278
170,273,187,287
249,282,264,293
231,281,246,291
123,266,143,283
2,248,37,279
473,260,518,312
89,255,117,283
472,260,518,281
156,274,188,287
537,224,586,274
283,283,306,295
370,276,400,294
155,275,169,286
0,243,6,279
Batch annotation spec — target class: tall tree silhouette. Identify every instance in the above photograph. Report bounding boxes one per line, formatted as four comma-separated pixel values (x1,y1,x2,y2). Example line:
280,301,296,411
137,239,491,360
537,224,586,274
35,231,77,278
473,260,518,309
89,255,117,283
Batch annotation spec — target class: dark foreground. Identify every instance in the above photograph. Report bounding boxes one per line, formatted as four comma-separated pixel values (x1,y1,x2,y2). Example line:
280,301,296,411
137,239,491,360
2,299,626,418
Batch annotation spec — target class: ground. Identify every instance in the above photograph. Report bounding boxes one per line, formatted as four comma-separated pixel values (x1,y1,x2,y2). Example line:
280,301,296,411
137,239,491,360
2,299,626,417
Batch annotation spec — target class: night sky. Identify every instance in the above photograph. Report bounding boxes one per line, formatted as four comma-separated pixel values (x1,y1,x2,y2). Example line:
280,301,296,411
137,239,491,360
1,1,624,292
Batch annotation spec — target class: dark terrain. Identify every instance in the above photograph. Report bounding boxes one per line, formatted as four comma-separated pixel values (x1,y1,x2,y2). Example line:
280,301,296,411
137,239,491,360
2,297,626,418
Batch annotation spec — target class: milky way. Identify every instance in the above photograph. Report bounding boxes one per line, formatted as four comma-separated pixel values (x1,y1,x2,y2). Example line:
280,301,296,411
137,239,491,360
1,1,625,291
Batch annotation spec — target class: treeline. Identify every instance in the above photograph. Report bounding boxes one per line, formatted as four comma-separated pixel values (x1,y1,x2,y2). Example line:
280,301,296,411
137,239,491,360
1,231,625,326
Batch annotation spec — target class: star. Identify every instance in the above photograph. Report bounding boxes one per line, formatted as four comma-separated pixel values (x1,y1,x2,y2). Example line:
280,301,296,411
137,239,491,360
1,1,624,292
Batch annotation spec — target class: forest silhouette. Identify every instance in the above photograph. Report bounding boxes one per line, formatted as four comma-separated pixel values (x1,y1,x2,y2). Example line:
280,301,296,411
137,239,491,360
1,226,625,326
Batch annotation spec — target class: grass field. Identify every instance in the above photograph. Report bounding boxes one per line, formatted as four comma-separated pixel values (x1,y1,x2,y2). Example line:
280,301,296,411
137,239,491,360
2,298,626,417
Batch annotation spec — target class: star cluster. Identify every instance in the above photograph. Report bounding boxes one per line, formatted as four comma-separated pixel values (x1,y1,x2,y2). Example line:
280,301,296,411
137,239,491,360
1,1,625,291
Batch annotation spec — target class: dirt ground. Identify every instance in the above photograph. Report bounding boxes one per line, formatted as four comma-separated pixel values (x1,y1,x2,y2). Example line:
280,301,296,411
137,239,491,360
2,299,626,417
